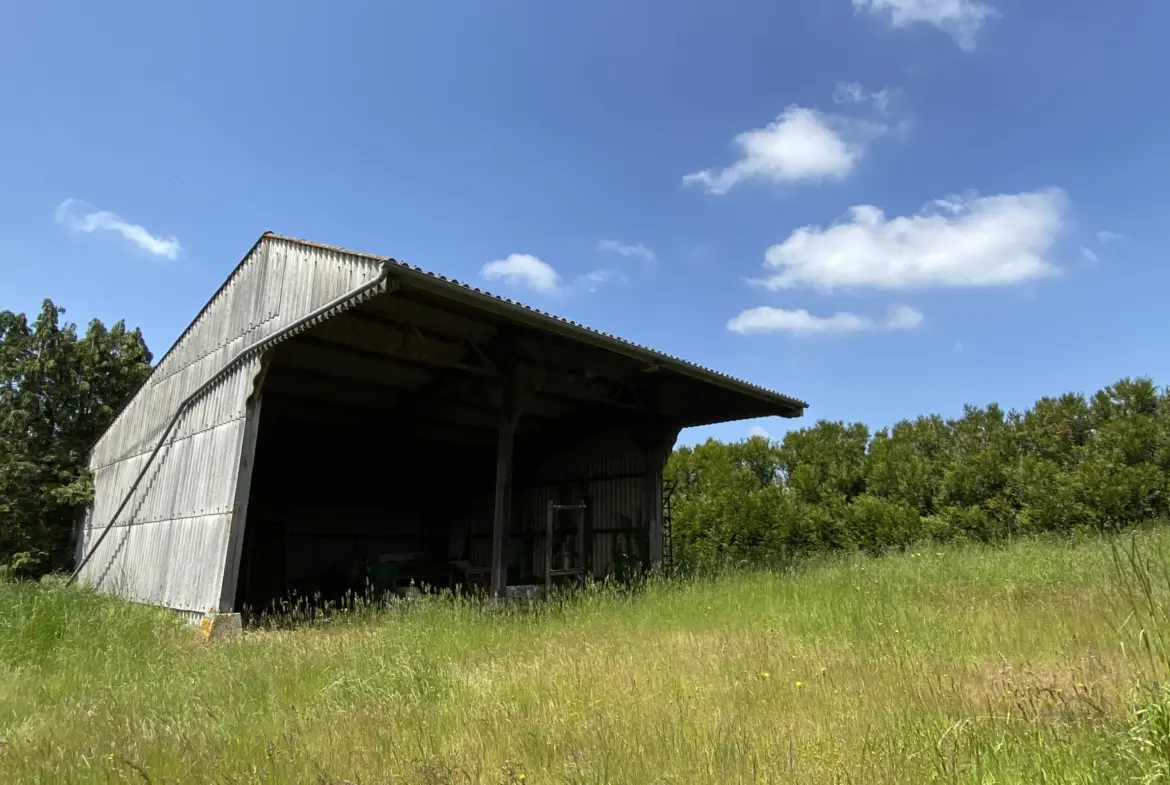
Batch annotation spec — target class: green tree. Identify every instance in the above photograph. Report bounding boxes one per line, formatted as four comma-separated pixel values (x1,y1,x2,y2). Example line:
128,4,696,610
0,300,151,576
667,376,1170,570
866,414,952,516
934,403,1020,540
1015,393,1092,468
779,420,870,505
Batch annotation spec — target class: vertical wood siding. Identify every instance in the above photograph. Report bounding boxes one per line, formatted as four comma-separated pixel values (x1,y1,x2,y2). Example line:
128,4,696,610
77,239,385,611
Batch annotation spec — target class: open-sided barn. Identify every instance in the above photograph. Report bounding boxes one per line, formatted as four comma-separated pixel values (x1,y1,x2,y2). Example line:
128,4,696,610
74,233,805,621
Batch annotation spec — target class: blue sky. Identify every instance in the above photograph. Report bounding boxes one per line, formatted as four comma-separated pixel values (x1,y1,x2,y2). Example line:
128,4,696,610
2,0,1169,445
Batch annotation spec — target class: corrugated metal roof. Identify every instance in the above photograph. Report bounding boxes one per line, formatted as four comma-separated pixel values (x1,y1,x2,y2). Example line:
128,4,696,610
265,233,808,414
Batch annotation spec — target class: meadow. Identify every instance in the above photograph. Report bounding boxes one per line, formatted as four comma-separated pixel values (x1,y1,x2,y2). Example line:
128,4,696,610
2,530,1169,784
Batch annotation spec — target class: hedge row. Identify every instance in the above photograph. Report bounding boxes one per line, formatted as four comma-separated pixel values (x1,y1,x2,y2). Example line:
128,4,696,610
666,377,1170,569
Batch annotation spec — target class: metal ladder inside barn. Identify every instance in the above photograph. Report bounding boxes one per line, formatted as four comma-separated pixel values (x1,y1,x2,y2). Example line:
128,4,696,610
662,479,677,572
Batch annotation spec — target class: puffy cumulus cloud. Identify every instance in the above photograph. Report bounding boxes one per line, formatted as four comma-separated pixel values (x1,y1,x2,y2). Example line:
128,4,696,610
683,106,887,194
55,199,181,260
727,304,923,336
852,0,999,51
756,188,1067,291
481,254,627,296
481,253,561,294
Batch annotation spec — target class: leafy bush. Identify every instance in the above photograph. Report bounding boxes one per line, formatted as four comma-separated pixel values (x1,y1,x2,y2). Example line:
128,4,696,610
668,377,1170,570
844,494,923,554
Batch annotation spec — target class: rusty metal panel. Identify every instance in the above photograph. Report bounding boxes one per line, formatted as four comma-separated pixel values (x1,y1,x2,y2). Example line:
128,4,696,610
78,237,386,611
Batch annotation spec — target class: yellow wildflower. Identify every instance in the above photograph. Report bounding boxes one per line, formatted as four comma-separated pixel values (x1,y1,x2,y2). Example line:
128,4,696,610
795,681,804,688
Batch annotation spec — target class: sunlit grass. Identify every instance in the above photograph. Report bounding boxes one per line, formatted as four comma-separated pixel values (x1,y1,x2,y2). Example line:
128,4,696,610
2,531,1168,783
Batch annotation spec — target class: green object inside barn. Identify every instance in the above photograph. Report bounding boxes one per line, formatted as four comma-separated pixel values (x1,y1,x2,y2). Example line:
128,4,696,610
367,561,400,592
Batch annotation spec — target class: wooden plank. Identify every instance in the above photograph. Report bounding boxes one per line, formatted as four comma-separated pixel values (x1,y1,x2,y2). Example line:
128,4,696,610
279,338,434,390
544,499,553,599
576,504,585,577
294,331,484,377
490,355,521,597
218,394,264,612
358,293,500,344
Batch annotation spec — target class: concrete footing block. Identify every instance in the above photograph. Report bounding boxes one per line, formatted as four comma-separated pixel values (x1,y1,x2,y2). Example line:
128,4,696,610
197,612,242,642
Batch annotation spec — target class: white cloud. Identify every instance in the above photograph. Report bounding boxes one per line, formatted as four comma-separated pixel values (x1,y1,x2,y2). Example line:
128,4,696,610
748,425,771,439
756,188,1066,291
1096,230,1122,244
481,255,626,296
727,304,923,336
573,269,627,293
598,239,655,262
481,253,561,294
683,106,887,195
852,0,999,51
729,307,869,335
885,304,925,330
833,81,895,114
54,199,181,260
1081,246,1100,264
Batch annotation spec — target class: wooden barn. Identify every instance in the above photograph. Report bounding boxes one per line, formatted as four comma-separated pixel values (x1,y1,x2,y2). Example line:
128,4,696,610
74,233,806,621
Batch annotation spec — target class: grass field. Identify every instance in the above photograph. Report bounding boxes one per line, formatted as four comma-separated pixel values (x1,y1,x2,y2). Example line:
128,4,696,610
2,532,1170,784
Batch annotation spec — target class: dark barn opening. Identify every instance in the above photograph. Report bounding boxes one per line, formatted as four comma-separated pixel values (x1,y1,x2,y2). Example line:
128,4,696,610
232,280,802,612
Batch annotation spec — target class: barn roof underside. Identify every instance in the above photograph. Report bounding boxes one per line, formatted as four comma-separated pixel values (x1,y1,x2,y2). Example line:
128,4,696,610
256,234,805,439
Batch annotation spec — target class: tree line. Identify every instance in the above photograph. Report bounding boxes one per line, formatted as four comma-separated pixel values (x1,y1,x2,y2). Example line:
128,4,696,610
3,298,1167,579
0,300,152,576
666,377,1170,569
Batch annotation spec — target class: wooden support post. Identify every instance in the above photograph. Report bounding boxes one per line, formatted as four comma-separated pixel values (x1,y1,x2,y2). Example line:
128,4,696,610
544,499,554,600
490,360,521,598
218,393,264,612
219,356,272,613
576,504,586,578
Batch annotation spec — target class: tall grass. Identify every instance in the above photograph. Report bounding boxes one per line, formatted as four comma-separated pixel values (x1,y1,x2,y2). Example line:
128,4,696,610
2,531,1169,783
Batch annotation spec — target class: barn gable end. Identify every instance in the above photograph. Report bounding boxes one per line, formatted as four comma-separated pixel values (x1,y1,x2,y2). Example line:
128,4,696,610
78,237,387,614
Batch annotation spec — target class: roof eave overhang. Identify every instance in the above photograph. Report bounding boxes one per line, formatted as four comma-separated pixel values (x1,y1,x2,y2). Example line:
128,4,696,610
388,264,807,420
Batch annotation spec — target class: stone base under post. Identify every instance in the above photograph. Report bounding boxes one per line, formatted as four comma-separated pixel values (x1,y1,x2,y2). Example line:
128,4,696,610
196,612,242,642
